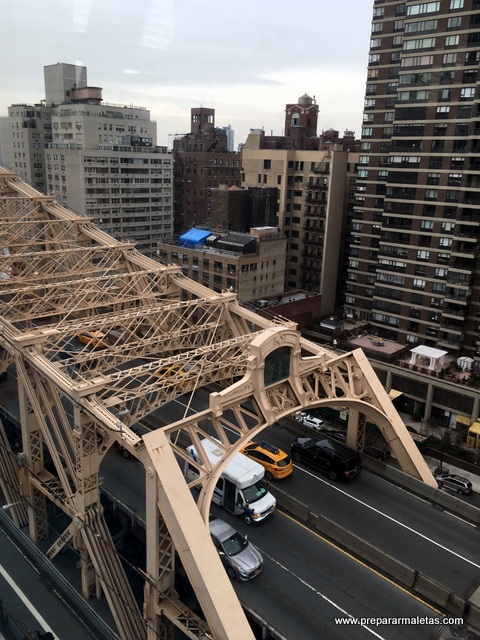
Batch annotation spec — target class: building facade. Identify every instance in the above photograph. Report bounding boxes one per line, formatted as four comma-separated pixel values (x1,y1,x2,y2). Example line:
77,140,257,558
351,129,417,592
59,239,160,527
241,94,359,315
0,63,173,255
347,0,480,362
173,108,241,233
157,227,287,302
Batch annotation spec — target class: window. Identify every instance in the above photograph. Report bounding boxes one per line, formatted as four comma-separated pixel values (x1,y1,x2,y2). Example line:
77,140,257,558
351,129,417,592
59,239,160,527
445,35,459,47
405,19,437,33
432,281,445,293
447,16,461,28
448,174,462,186
263,159,271,170
460,87,476,100
425,189,438,200
403,37,436,50
449,0,463,7
413,279,426,289
401,55,434,68
417,250,430,260
406,2,440,15
421,220,434,230
443,53,457,65
436,105,450,116
369,54,381,65
434,268,447,279
397,90,429,101
439,237,452,247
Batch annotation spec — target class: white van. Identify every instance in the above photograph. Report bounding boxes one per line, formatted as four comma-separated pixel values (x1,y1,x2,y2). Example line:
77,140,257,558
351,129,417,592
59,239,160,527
185,438,276,524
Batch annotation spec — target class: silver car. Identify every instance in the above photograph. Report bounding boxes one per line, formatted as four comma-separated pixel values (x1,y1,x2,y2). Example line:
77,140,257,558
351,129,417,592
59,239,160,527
209,518,263,581
437,474,472,495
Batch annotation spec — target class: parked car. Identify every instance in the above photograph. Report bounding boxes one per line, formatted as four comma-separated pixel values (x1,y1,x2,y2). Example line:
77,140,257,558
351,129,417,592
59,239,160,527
209,517,263,581
437,474,472,495
293,411,324,431
290,437,362,481
363,443,391,461
75,330,110,349
240,440,293,480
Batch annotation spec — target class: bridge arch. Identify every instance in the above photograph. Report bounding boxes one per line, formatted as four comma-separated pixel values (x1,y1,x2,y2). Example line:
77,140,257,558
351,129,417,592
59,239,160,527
0,166,436,640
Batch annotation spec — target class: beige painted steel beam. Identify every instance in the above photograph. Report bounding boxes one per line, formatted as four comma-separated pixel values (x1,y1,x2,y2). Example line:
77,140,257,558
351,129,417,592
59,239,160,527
0,165,437,640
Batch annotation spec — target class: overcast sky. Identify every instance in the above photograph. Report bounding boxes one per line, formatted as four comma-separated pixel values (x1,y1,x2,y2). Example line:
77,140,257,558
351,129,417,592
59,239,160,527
1,0,373,148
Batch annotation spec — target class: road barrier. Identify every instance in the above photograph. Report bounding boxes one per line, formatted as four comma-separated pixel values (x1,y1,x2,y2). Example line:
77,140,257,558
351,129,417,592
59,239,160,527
270,483,480,632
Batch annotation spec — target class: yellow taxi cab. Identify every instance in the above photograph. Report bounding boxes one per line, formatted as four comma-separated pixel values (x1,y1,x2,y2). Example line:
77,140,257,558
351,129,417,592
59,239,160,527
240,440,293,480
75,330,110,349
155,365,188,385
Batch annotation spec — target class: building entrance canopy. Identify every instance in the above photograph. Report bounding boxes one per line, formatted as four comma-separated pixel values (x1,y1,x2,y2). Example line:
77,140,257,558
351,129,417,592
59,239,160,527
409,345,448,370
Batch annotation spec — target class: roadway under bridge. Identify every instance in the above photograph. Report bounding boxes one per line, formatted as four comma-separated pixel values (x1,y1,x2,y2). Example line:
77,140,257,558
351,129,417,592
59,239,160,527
0,166,436,640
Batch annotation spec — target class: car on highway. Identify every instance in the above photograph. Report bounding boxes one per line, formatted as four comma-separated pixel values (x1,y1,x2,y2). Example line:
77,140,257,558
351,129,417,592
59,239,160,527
240,440,293,480
154,365,188,384
437,474,472,495
209,517,263,581
290,437,362,481
75,330,110,349
363,443,391,461
293,411,324,431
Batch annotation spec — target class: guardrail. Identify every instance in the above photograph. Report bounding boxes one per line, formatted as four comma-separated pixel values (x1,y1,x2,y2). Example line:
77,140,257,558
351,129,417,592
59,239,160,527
0,509,120,640
270,459,480,632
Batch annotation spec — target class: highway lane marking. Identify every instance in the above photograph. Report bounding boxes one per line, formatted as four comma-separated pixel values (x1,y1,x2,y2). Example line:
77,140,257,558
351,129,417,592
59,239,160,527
276,510,445,618
257,537,387,638
294,464,480,570
0,564,56,636
145,400,478,567
378,477,478,527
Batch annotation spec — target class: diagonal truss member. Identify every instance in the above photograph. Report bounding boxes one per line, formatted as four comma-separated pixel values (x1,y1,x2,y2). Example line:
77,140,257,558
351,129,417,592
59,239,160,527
0,166,435,640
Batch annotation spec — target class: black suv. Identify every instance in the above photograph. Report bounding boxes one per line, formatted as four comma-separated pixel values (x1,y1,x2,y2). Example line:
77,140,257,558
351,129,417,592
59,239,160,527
290,437,362,481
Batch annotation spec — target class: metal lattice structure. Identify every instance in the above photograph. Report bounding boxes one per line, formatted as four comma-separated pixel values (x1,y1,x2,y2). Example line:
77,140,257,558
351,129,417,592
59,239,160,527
0,166,436,640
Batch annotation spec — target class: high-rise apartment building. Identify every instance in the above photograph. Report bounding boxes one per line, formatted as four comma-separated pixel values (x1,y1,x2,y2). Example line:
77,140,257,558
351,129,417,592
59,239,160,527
241,94,359,315
348,0,480,361
0,63,173,255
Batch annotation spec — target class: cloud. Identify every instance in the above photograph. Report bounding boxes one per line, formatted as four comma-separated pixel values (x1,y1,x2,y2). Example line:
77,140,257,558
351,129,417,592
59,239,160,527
0,0,372,147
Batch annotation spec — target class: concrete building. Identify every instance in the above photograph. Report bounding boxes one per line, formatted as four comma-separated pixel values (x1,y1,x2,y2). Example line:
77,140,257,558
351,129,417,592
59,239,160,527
241,94,359,316
347,0,480,363
157,226,286,302
0,63,173,255
173,107,241,233
209,185,279,232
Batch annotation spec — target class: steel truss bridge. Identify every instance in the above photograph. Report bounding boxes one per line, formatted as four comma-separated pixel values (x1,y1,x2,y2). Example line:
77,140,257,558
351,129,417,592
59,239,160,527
0,166,435,640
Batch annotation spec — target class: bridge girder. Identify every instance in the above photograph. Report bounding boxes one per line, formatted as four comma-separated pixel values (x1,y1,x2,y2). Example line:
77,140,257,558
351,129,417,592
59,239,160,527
0,166,436,640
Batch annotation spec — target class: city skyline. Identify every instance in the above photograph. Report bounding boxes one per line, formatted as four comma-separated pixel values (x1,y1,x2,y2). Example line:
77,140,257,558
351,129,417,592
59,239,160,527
1,0,372,148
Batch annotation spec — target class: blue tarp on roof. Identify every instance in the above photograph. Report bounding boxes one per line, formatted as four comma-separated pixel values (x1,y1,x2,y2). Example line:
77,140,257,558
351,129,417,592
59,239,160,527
179,228,212,248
